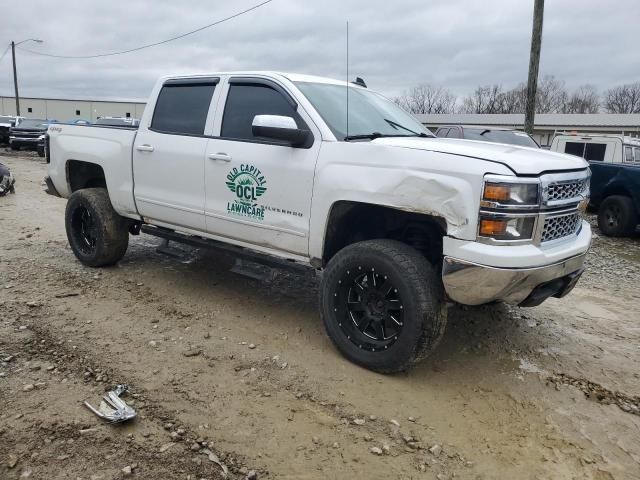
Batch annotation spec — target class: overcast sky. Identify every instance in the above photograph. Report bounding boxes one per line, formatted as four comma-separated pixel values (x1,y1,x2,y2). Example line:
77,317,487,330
1,0,638,102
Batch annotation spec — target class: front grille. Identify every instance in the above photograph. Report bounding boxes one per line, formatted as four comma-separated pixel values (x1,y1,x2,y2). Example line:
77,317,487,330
13,132,42,139
547,179,588,203
541,213,581,242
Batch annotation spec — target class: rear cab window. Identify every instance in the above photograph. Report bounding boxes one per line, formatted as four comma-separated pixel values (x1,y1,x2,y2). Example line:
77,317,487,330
564,141,607,161
584,143,606,161
151,78,218,135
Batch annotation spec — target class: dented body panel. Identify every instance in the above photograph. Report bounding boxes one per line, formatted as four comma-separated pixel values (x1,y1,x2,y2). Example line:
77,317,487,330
308,141,513,259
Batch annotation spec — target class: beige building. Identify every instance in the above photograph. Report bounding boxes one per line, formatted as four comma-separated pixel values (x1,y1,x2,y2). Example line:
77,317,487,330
0,95,146,121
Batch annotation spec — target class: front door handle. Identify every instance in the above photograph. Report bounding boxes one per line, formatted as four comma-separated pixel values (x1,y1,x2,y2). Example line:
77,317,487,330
135,144,154,152
207,152,232,162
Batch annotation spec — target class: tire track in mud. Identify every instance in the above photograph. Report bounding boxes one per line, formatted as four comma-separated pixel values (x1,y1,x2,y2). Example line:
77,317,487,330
547,373,640,416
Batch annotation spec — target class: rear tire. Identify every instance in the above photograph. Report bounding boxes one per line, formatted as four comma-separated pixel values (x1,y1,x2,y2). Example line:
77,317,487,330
597,195,637,237
319,239,447,373
65,188,129,267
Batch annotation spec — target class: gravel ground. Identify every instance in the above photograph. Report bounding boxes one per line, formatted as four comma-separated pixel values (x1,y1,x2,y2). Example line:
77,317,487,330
1,151,639,480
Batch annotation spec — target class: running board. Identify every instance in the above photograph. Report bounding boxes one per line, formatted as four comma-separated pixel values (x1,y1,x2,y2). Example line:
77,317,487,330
140,225,310,273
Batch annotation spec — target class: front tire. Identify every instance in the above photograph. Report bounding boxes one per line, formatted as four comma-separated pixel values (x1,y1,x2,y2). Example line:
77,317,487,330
597,195,637,237
319,240,447,373
65,188,129,267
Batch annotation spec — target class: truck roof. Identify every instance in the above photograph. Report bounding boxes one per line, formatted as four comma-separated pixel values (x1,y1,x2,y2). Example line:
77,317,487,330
554,133,640,145
159,71,363,88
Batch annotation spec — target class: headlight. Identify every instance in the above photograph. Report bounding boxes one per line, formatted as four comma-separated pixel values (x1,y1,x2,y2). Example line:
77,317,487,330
478,214,536,241
482,181,539,207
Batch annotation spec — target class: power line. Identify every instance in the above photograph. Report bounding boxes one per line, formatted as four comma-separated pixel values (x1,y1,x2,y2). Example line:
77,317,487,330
16,0,273,59
0,45,10,63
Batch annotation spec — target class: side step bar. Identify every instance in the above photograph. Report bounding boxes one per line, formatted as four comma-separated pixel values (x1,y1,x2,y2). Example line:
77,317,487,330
140,224,311,273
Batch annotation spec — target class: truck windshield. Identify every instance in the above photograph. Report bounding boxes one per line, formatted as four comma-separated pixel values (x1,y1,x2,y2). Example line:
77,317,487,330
16,119,48,128
295,81,432,141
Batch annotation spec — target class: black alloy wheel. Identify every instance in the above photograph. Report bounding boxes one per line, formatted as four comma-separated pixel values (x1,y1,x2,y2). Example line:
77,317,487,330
320,239,447,373
71,205,98,255
335,267,405,352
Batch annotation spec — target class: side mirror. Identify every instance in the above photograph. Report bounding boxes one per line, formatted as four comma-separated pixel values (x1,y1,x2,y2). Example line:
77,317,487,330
252,115,310,147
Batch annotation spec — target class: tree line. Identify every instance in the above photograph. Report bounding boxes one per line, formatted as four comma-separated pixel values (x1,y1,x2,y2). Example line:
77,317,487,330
394,76,640,115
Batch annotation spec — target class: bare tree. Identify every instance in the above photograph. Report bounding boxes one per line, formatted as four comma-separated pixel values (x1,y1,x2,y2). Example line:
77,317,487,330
501,84,527,113
564,85,600,113
461,85,508,114
603,82,640,113
395,84,457,114
535,75,567,113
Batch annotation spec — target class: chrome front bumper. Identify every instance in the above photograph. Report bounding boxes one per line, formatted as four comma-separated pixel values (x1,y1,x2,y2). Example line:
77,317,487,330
442,253,586,307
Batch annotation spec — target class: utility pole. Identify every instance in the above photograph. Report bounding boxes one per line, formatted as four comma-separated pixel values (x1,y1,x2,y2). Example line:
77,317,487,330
11,41,20,116
524,0,544,134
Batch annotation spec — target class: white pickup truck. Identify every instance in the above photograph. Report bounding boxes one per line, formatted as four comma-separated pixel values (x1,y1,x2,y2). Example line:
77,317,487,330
45,72,592,372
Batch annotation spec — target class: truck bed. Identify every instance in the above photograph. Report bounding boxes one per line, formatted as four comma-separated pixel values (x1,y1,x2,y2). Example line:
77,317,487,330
47,123,139,218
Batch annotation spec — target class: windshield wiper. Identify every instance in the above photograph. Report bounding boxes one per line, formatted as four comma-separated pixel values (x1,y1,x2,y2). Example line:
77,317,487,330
383,119,432,137
344,132,384,141
384,119,418,134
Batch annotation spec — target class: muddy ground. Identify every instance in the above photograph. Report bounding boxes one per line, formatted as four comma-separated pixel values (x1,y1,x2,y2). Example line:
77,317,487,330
1,151,639,480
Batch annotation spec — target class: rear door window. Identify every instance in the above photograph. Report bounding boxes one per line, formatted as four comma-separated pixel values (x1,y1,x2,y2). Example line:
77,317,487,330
436,128,449,137
634,147,640,163
151,80,217,135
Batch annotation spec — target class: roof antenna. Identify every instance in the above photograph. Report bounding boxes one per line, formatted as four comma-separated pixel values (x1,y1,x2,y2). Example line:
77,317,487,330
346,20,349,140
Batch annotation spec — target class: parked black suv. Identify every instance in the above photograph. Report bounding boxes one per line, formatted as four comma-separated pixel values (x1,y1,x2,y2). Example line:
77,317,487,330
435,125,540,148
9,119,55,156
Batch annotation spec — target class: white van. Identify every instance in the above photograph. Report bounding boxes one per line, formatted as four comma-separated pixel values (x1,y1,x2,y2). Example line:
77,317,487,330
550,133,640,164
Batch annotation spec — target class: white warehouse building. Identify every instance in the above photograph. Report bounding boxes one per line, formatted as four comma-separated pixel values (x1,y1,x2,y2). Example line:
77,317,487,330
0,95,146,121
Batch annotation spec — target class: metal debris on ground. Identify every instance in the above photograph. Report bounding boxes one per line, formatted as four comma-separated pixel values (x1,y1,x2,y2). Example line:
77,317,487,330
83,384,137,423
0,163,16,196
201,448,229,478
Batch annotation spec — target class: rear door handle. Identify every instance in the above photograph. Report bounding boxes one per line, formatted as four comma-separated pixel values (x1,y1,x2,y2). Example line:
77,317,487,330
208,152,232,162
135,144,154,152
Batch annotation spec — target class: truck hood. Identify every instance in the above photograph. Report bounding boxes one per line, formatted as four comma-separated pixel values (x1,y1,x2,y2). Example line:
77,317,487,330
374,137,588,175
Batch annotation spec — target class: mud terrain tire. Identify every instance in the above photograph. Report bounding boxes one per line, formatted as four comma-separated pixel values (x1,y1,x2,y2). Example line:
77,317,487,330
320,239,447,373
598,195,637,237
65,188,129,267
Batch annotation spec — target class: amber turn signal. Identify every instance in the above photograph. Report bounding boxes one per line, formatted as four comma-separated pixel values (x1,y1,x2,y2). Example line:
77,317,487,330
483,184,511,202
479,218,507,236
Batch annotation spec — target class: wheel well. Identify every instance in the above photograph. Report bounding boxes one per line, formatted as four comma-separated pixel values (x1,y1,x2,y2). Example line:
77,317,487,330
602,185,632,200
322,201,447,266
67,160,107,192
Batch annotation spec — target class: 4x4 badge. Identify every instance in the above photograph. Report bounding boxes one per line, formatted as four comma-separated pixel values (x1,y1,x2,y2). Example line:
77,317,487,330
225,164,267,220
